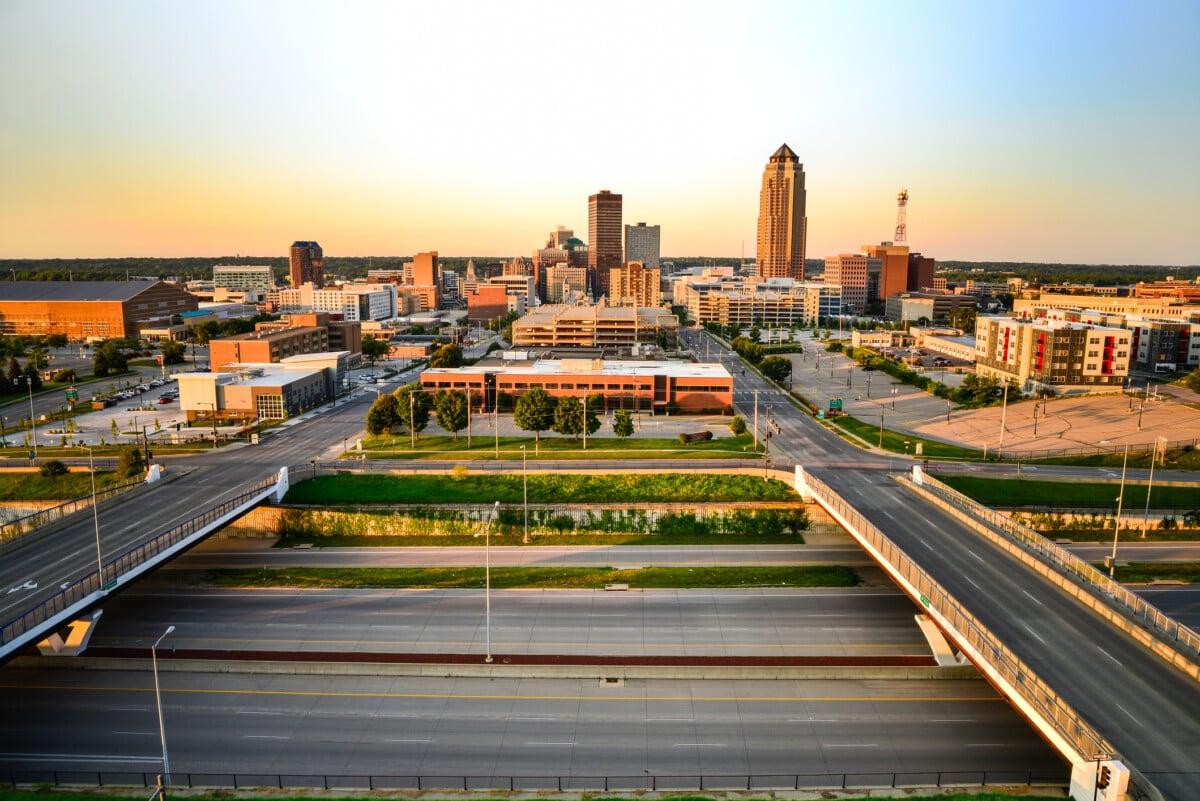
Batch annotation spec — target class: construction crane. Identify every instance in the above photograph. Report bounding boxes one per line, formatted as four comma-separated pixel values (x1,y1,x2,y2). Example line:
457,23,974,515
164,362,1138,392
894,189,909,244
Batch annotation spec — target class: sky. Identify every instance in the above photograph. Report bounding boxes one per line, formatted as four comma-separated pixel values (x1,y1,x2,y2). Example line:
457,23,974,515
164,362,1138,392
1,0,1197,265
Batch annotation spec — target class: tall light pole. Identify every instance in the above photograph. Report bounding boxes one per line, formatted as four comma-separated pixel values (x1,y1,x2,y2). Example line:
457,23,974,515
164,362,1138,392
997,381,1010,459
891,385,897,410
474,501,500,663
521,444,529,544
1142,436,1165,538
82,446,103,587
152,625,176,783
15,377,36,458
1109,445,1129,579
409,391,416,449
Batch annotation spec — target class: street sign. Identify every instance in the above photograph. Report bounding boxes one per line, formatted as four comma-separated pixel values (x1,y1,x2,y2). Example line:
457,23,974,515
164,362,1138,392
829,396,843,410
65,387,78,402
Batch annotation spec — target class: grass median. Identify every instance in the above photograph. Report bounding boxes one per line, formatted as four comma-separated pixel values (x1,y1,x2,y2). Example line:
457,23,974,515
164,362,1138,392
935,475,1200,509
208,565,859,590
356,433,760,461
286,473,798,505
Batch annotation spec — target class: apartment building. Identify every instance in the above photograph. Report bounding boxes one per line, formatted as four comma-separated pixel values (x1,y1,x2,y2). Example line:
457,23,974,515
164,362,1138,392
975,315,1131,393
609,261,662,307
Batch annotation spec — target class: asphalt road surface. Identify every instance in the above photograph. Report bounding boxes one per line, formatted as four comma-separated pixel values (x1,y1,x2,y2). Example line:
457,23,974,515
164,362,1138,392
0,669,1065,782
86,586,927,659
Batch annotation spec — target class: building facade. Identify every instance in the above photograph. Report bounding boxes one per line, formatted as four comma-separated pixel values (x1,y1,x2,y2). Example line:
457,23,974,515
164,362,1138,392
209,326,331,371
588,190,623,298
884,292,977,324
975,316,1131,393
756,144,807,281
420,358,732,414
289,241,324,288
509,304,678,349
625,222,661,270
213,265,274,292
0,280,198,340
609,261,662,308
823,254,870,311
544,265,589,303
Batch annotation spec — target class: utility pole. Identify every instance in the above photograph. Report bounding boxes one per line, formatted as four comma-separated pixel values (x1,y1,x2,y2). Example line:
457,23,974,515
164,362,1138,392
997,382,1009,459
1109,444,1129,578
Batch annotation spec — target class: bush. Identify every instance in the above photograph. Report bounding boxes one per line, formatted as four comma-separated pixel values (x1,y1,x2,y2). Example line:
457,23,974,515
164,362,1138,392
729,416,747,435
116,447,145,479
39,460,69,482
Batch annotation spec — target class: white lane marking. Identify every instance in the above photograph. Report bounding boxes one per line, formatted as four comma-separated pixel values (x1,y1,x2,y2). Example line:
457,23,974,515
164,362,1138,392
513,717,556,721
825,743,877,748
1021,590,1044,606
789,719,835,722
673,743,727,748
7,581,38,594
237,710,283,716
966,550,985,563
243,735,289,740
1022,624,1046,644
649,718,693,722
386,738,432,743
528,741,573,746
964,577,982,590
1096,647,1122,666
1115,703,1144,728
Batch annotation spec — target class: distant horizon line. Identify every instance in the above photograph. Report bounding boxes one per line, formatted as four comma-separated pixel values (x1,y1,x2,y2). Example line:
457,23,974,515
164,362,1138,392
2,255,1198,271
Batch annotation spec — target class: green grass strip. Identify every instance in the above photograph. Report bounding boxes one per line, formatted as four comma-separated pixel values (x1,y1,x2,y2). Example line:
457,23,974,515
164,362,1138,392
937,476,1200,509
358,433,761,461
209,565,858,590
285,474,798,505
1104,562,1200,584
830,415,981,458
0,470,125,502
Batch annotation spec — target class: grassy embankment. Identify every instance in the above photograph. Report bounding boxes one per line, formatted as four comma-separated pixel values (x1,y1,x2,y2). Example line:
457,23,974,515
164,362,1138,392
351,432,761,460
0,470,125,501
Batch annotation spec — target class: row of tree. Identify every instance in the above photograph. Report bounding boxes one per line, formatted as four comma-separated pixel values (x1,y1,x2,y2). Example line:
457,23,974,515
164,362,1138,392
366,385,638,442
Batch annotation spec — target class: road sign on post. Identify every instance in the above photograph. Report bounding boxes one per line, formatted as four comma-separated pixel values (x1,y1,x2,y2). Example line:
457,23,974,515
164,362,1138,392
829,397,843,411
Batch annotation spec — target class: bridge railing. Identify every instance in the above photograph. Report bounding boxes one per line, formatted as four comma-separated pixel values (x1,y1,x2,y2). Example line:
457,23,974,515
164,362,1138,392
0,478,144,542
0,768,1068,794
800,470,1114,765
917,470,1200,663
0,471,281,649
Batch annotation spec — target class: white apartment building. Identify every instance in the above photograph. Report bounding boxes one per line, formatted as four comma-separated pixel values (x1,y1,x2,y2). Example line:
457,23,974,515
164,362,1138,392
975,315,1131,393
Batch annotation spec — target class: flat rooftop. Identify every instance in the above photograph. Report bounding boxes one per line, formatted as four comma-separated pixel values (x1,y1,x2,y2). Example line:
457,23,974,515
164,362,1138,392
424,359,730,379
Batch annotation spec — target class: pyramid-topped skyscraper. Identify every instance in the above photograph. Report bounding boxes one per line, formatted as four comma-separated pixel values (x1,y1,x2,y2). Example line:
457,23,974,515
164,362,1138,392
755,144,807,281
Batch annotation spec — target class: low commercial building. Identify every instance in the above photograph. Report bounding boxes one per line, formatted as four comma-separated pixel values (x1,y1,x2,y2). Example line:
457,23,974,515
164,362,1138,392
420,357,732,414
209,326,330,371
675,274,840,326
174,359,342,423
510,304,678,349
883,292,977,324
1013,292,1199,322
0,280,198,340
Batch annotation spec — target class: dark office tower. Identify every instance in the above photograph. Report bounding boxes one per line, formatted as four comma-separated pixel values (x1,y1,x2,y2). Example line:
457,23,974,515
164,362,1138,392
756,144,807,281
289,241,325,288
588,190,623,299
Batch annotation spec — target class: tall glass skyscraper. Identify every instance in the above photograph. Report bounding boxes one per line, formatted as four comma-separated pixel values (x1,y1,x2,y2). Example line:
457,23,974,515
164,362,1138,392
756,144,807,281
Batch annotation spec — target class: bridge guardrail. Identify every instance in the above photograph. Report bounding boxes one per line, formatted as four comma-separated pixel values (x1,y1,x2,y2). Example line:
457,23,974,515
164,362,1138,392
0,768,1068,793
800,470,1114,766
0,477,143,542
0,471,281,650
916,470,1200,666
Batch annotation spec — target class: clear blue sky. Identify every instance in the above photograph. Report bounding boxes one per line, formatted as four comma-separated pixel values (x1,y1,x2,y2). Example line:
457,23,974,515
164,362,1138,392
1,0,1197,265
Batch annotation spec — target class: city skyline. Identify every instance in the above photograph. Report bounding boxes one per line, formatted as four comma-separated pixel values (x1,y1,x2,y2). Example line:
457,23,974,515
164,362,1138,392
1,1,1197,265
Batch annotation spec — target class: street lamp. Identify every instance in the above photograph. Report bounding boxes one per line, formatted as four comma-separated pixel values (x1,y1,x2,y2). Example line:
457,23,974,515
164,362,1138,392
152,625,176,783
15,377,36,459
520,445,528,544
891,386,897,410
1109,445,1129,578
474,501,500,663
81,446,103,587
1142,436,1165,538
198,402,217,448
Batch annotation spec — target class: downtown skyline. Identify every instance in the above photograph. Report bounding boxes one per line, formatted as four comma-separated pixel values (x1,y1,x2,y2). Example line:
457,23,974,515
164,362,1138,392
1,1,1197,265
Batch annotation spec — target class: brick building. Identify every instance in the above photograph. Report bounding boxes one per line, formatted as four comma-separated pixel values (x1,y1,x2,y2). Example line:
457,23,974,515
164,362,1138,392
0,280,198,340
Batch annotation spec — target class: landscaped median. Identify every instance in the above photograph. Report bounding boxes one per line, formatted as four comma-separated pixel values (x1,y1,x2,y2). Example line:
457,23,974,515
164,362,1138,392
208,472,865,589
347,432,762,460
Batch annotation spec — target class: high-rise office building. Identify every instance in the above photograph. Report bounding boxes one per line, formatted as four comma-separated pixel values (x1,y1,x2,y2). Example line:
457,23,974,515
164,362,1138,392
625,222,661,270
588,190,623,298
755,145,807,281
289,241,325,288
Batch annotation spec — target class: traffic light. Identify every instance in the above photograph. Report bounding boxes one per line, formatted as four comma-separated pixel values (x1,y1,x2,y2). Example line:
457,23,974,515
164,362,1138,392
1097,765,1111,789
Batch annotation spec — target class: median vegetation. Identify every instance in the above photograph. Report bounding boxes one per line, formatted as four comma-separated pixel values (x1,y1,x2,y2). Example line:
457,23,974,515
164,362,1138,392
286,473,799,506
208,565,858,590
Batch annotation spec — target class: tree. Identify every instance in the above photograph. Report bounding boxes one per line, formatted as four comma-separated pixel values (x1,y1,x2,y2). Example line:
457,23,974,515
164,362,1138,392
613,409,634,439
433,389,469,440
552,396,584,438
22,364,42,391
160,339,186,364
361,336,390,365
513,387,556,442
1185,367,1200,394
759,355,792,384
191,320,220,345
46,334,69,349
429,342,464,368
394,384,432,439
93,341,128,377
587,392,605,412
365,394,400,435
729,415,747,435
39,460,69,482
117,446,145,479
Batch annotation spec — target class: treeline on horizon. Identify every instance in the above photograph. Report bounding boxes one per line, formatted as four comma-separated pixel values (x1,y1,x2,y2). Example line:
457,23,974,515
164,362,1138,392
2,256,1196,288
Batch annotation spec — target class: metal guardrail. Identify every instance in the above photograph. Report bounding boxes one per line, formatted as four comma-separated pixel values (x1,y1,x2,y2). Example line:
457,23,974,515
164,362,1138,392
0,478,143,542
918,470,1200,664
800,470,1114,765
0,471,281,649
0,768,1067,793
